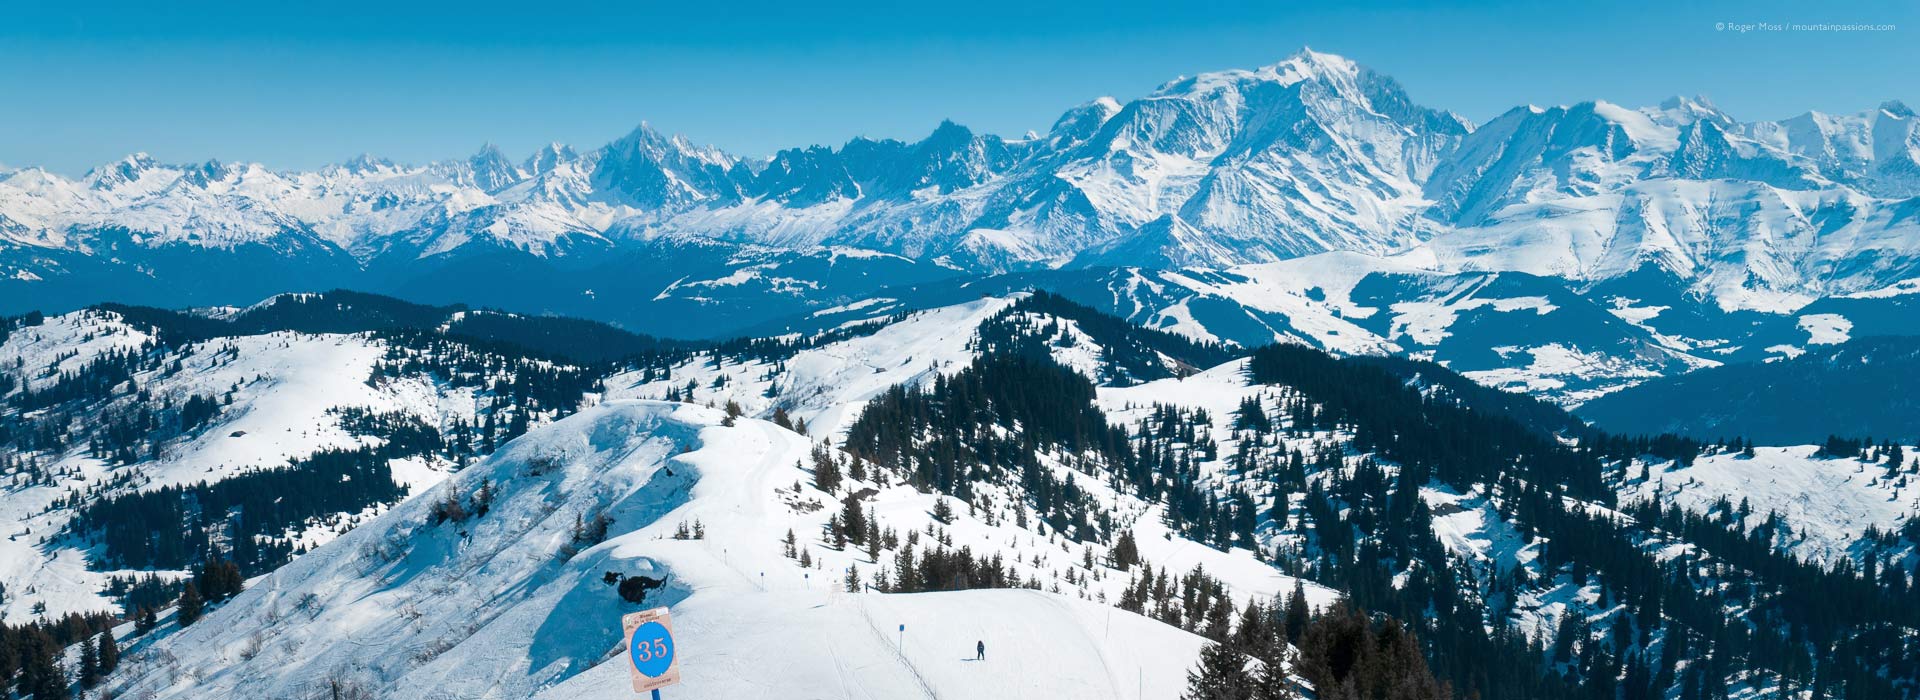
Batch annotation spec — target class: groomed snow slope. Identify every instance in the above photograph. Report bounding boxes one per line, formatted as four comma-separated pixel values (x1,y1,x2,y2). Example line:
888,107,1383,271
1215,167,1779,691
109,401,1234,700
542,589,1207,700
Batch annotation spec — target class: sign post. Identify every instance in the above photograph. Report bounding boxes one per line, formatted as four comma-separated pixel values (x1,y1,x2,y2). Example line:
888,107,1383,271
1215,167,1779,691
623,607,681,697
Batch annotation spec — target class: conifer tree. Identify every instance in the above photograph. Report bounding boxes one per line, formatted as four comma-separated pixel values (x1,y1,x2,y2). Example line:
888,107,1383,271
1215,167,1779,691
1112,530,1141,571
178,581,205,626
1232,600,1270,655
1283,579,1309,644
1183,642,1254,700
812,450,842,494
474,478,495,516
78,635,99,688
22,628,67,700
97,629,120,674
840,496,867,546
1252,651,1296,700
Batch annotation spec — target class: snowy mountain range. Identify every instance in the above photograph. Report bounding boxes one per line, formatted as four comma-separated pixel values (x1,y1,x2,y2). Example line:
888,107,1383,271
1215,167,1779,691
4,49,1919,329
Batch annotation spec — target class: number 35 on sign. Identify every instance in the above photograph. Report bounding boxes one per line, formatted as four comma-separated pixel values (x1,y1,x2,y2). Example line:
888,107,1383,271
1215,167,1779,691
622,607,682,694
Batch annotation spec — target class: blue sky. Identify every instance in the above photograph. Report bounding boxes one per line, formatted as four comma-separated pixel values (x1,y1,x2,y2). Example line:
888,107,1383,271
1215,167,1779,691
3,0,1915,175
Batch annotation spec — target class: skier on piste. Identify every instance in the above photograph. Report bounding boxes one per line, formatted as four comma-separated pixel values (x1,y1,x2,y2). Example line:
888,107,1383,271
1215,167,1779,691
976,640,985,661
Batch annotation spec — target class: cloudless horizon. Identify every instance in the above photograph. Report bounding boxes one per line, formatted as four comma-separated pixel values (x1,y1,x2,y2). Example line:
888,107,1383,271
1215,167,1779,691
3,0,1916,175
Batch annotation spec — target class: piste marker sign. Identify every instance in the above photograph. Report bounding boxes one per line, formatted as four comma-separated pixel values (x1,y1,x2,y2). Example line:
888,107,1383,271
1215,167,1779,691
622,607,681,694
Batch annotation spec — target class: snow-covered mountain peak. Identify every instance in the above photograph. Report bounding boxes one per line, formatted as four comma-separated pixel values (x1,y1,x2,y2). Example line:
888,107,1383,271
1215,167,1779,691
590,123,744,210
82,152,160,186
1649,94,1732,127
1157,47,1362,96
340,152,402,175
1254,47,1350,86
1145,49,1469,140
454,143,526,191
1044,96,1124,148
1584,100,1680,148
606,122,734,167
523,142,584,175
81,152,183,198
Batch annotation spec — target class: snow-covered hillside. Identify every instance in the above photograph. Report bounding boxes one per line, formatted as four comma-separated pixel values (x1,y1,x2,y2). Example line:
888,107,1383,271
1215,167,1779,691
5,290,1914,700
615,292,1919,577
105,400,1322,699
0,308,504,622
605,297,1327,606
1620,445,1919,565
603,297,1017,437
1070,344,1920,700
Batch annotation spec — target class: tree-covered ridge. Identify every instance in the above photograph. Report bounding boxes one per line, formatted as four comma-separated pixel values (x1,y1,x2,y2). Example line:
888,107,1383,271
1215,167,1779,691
93,289,688,365
832,341,1572,697
841,323,1916,698
440,311,680,364
2,329,197,469
87,290,457,347
66,445,409,575
0,319,607,491
0,311,47,350
1350,354,1593,439
0,610,118,700
1232,346,1917,699
368,328,605,447
843,351,1126,542
1178,594,1452,700
975,290,1240,386
703,312,906,364
1245,344,1612,501
225,290,459,334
